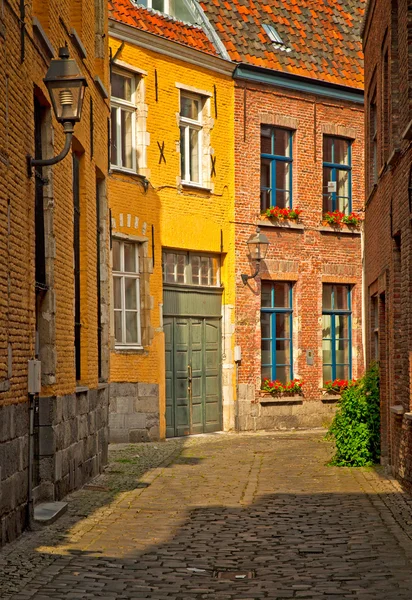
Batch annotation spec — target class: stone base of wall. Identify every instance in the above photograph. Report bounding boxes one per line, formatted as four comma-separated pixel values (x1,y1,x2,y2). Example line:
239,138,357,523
238,384,338,431
109,382,160,443
36,385,110,502
0,403,29,547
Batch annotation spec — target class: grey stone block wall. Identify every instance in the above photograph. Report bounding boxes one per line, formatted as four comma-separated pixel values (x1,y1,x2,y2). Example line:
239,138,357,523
35,386,110,503
0,402,29,547
237,383,337,431
109,382,160,443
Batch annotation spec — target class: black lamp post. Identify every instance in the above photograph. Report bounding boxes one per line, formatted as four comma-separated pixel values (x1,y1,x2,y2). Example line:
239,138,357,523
241,227,270,285
27,47,87,175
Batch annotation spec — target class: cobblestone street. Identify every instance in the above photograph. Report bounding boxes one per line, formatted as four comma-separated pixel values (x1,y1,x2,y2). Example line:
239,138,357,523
2,431,412,599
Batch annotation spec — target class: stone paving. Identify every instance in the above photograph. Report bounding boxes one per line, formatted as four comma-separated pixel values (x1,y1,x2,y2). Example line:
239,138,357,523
2,431,412,599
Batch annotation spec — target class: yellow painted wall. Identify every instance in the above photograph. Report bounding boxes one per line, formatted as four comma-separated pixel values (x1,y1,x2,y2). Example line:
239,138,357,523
109,35,236,437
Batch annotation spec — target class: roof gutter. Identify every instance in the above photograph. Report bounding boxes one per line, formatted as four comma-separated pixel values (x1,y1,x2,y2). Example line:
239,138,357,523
234,63,364,105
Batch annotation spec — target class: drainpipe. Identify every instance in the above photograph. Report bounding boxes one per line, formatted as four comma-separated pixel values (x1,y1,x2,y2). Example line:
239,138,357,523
361,223,367,369
27,393,35,528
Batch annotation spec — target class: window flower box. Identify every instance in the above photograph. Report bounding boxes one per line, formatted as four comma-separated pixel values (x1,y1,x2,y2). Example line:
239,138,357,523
324,379,356,393
262,206,302,222
259,378,304,398
322,210,363,228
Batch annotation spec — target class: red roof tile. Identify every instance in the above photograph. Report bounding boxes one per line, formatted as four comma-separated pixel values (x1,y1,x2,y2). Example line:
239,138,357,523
199,0,364,89
109,0,219,57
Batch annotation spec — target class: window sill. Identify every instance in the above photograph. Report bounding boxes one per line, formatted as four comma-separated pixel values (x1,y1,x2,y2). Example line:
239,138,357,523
181,181,212,193
318,225,361,236
258,219,304,230
110,166,139,177
114,345,144,354
257,391,303,404
390,405,405,416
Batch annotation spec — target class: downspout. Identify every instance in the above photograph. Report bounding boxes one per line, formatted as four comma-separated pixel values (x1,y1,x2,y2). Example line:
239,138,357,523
361,222,367,369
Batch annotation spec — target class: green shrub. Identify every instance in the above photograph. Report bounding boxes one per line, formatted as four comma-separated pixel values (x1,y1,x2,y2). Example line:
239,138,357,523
326,363,380,466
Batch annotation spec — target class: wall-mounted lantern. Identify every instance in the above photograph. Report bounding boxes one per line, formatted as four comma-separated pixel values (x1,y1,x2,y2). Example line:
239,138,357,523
241,227,270,285
27,47,87,176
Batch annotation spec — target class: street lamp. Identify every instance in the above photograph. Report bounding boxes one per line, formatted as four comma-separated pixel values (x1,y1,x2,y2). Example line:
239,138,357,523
241,227,270,285
27,47,87,175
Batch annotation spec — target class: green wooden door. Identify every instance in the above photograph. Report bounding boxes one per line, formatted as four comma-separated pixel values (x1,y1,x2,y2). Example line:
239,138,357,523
165,317,222,437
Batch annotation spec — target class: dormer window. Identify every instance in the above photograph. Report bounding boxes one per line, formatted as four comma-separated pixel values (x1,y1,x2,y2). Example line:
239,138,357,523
138,0,195,22
262,23,292,52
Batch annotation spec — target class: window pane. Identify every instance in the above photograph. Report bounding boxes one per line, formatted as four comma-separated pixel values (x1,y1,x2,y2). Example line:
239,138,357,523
181,96,200,120
189,128,199,182
337,169,349,198
334,138,349,165
112,240,121,271
114,310,122,344
211,257,219,285
274,283,291,308
261,158,271,190
335,315,349,339
276,365,289,384
323,136,333,163
322,285,333,309
261,283,272,307
261,339,271,365
113,276,122,309
121,110,133,169
276,161,290,191
336,364,349,380
323,365,332,383
111,72,132,102
275,190,289,208
165,253,176,283
337,195,349,213
261,312,271,338
322,314,331,338
191,255,200,285
177,254,186,283
276,313,290,338
125,278,137,309
124,244,137,273
125,312,138,344
111,107,118,165
334,285,349,310
323,194,333,213
336,340,349,364
261,365,272,380
261,189,271,211
180,126,186,179
276,340,290,364
322,339,332,364
261,127,272,154
152,0,165,11
274,129,291,157
200,256,209,285
322,166,333,195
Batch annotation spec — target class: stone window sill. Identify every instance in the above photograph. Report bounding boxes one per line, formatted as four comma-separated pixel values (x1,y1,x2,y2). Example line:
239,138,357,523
114,345,145,355
390,405,405,416
257,392,303,404
181,181,212,193
318,225,361,235
258,219,304,230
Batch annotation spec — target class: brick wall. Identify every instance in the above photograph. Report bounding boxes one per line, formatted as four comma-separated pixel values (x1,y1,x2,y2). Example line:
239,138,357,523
0,0,109,545
363,0,412,483
234,80,365,429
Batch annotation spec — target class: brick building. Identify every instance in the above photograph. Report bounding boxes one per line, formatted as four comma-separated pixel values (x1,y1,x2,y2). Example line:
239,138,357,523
0,0,110,544
201,0,366,429
108,0,236,440
362,1,412,483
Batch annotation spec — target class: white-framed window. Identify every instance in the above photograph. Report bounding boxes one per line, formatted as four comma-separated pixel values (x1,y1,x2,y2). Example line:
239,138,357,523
179,93,204,185
162,250,220,287
112,239,141,347
141,0,195,22
110,70,137,172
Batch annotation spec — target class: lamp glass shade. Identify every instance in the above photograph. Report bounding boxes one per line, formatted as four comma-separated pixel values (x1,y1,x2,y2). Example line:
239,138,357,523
44,49,87,123
247,230,269,260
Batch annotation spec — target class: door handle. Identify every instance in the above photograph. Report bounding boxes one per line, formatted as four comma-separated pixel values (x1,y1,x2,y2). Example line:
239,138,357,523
188,364,192,395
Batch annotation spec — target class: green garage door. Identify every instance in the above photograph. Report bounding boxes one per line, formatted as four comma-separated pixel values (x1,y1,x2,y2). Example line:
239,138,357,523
164,287,222,437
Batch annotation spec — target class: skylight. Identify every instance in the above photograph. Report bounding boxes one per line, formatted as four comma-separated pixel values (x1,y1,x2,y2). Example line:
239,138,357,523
262,23,292,52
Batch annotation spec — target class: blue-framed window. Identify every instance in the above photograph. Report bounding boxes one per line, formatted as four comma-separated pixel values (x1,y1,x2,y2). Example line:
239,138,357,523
261,282,293,383
260,127,293,211
322,136,352,214
322,284,352,383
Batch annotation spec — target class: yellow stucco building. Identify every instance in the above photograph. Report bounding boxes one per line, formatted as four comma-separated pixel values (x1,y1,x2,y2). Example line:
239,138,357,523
108,0,236,440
